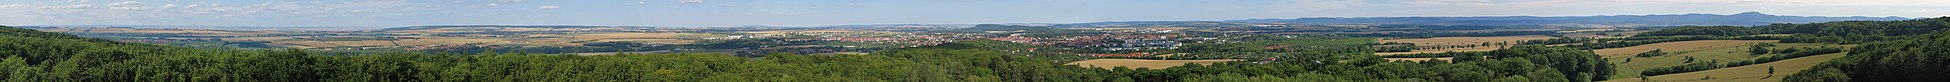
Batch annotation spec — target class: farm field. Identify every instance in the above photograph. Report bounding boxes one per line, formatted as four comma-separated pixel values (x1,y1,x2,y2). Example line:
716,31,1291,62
1374,35,1550,55
1591,40,1777,58
1605,53,1846,82
1066,59,1241,69
1604,43,1848,79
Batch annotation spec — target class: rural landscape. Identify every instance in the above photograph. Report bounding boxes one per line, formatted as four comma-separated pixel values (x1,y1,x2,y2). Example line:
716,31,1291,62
3,0,1949,82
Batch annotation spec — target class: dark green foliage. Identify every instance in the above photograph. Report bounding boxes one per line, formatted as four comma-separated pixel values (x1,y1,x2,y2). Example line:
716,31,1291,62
1635,49,1668,57
1725,47,1842,67
1749,43,1776,54
1771,17,1950,43
1488,46,1617,81
1374,45,1418,52
1642,61,1720,76
1786,30,1950,82
1380,51,1487,58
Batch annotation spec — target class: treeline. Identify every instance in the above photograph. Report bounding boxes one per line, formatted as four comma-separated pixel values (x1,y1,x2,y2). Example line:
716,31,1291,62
1639,47,1843,76
1545,36,1779,50
1373,42,1416,52
1786,29,1950,82
1765,17,1950,43
1378,51,1488,58
1635,26,1762,36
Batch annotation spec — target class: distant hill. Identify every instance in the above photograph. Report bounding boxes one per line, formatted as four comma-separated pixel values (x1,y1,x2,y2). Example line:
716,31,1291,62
1047,21,1256,28
1227,12,1911,26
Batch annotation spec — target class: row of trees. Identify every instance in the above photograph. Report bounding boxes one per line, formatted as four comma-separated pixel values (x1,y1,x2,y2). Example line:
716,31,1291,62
1635,26,1763,36
1553,36,1777,49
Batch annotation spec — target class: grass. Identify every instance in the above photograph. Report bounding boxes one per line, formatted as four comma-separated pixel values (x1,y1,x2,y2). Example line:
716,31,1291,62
1604,53,1845,82
1374,35,1553,55
1603,43,1850,80
1065,59,1241,69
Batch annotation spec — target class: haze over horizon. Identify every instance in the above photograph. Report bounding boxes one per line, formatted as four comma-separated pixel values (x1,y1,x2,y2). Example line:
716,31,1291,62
3,0,1947,27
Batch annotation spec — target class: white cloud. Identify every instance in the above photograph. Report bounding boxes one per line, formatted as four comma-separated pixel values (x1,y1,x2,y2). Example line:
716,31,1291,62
47,4,99,9
0,4,27,8
680,0,705,3
538,6,559,9
108,1,142,7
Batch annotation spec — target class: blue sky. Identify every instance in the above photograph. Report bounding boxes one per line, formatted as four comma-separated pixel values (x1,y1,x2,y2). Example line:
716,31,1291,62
2,0,1947,27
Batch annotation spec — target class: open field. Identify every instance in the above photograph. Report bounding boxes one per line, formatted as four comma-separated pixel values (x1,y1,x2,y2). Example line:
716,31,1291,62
1605,53,1846,82
1379,35,1554,46
1592,40,1777,58
1374,35,1551,55
1604,43,1849,79
1066,59,1241,69
1606,43,1767,79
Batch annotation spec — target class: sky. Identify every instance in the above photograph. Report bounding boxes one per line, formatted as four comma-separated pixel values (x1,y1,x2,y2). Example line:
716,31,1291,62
1,0,1947,27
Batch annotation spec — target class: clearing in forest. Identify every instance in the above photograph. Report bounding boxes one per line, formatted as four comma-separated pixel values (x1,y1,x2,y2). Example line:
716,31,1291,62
1066,59,1241,69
